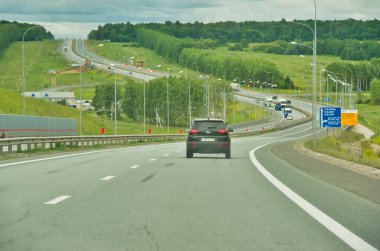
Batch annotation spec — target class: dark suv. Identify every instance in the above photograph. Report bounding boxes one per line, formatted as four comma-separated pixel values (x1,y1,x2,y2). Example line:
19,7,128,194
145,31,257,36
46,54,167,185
186,119,233,159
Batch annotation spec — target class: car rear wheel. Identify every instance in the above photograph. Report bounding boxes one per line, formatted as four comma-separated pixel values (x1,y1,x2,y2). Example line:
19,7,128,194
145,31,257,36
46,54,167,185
225,148,231,159
186,149,193,158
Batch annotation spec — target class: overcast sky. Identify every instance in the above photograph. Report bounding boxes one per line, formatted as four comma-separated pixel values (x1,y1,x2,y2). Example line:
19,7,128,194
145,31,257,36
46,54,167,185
1,0,379,38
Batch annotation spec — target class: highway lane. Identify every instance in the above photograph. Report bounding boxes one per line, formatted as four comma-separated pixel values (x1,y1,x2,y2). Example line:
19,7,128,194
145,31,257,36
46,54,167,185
74,39,166,81
1,123,379,250
232,94,306,133
62,38,156,82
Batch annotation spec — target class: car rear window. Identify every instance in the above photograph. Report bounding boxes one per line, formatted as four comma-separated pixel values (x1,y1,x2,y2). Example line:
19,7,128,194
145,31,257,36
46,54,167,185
192,121,226,130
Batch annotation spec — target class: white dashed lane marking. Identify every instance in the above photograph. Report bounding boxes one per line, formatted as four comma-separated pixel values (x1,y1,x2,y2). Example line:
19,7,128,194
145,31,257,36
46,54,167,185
130,165,139,169
100,176,115,181
44,195,71,205
163,154,170,157
149,159,157,162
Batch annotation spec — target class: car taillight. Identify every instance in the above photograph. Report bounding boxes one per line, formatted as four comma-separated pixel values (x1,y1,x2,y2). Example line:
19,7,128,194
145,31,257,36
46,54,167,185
189,129,199,135
218,129,228,135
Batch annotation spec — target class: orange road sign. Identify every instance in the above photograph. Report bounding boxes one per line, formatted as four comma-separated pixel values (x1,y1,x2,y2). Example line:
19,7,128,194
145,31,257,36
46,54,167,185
341,110,358,126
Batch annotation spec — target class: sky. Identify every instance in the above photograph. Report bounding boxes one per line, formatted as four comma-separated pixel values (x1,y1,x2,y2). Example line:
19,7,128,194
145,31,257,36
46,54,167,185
1,0,379,39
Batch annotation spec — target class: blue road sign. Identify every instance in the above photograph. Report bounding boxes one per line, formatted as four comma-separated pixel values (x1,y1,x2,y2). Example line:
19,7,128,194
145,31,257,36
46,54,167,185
320,107,341,128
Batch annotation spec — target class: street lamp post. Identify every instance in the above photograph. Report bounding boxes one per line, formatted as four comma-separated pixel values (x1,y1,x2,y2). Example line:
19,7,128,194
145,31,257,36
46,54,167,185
111,65,117,135
22,25,44,115
114,67,117,135
324,70,341,106
188,76,202,128
312,0,317,148
289,3,317,147
80,65,83,135
180,59,187,79
167,78,170,134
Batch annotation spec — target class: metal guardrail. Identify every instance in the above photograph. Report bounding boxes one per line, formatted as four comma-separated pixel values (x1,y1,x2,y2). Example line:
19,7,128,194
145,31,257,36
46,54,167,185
0,114,312,154
0,134,186,153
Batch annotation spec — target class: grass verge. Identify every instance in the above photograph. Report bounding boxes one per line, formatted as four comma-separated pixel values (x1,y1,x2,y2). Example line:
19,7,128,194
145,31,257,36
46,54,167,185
305,130,380,168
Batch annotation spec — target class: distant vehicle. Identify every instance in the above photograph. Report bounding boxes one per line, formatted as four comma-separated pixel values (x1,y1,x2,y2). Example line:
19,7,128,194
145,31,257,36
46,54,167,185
186,118,233,159
108,64,115,70
284,107,292,118
286,115,293,120
272,95,277,100
255,99,261,103
279,98,287,108
263,97,272,107
230,83,240,91
274,103,282,110
63,46,68,52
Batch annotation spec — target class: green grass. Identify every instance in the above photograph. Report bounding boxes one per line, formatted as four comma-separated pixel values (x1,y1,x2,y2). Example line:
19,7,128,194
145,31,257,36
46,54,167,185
0,87,186,135
0,40,132,94
358,103,380,144
87,40,354,93
0,40,186,135
87,40,200,78
228,101,270,124
0,40,72,91
208,46,358,92
305,130,380,168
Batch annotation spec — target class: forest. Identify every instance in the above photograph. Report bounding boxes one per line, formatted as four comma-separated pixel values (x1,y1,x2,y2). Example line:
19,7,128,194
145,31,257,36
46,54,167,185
92,76,233,127
0,21,53,54
88,19,380,60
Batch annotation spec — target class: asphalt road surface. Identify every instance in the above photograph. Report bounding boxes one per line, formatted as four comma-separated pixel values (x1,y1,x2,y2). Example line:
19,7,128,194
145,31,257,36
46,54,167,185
1,122,379,251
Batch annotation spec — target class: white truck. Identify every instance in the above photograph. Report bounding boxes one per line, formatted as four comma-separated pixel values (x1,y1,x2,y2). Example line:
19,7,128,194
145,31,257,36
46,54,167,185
230,83,240,91
263,97,273,107
284,107,292,119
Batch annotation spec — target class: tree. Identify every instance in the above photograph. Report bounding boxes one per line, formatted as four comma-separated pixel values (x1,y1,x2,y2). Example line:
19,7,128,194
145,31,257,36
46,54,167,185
370,78,380,105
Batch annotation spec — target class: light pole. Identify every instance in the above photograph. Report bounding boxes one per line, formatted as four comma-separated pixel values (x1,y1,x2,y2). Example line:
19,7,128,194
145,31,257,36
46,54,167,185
324,70,341,106
167,78,170,134
143,80,146,135
289,2,317,147
113,66,117,135
22,25,44,115
299,54,323,105
79,64,83,135
188,76,202,128
180,59,187,79
322,69,330,105
312,0,317,148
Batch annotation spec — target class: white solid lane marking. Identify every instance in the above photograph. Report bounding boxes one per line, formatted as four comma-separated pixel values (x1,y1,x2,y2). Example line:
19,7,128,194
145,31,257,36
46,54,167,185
44,195,71,205
0,148,127,168
100,176,115,181
130,165,139,169
249,145,377,251
149,158,157,161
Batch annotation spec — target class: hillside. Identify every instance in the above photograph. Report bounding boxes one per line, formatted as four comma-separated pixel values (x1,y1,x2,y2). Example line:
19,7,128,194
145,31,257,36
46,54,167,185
0,40,182,135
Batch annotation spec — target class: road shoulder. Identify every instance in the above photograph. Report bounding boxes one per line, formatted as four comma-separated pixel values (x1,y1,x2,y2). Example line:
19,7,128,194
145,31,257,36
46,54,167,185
294,141,380,181
270,141,380,205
